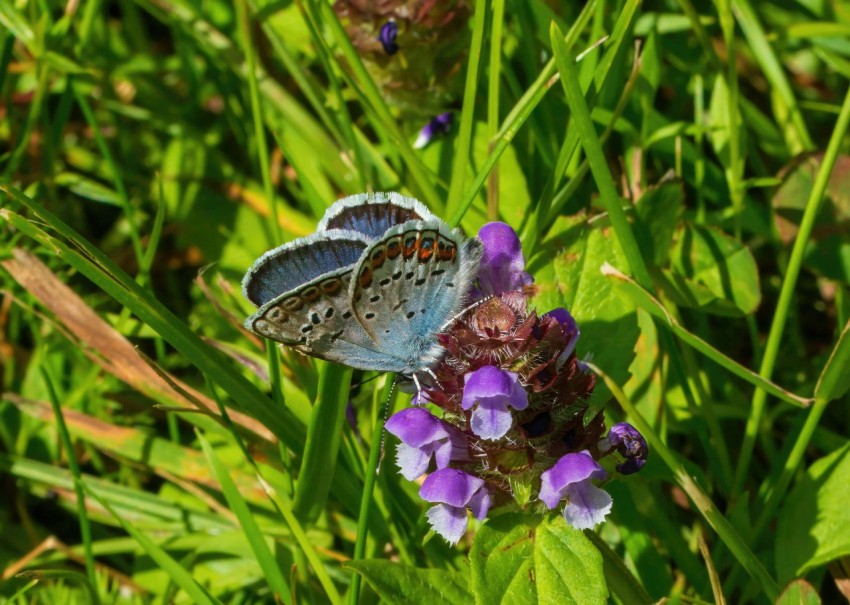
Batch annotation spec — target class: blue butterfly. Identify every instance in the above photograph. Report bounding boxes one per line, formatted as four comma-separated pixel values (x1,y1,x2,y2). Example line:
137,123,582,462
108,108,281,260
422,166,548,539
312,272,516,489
242,192,483,378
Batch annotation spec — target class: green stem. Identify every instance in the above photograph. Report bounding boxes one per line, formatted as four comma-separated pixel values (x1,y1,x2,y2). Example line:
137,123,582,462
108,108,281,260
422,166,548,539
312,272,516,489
348,379,394,605
733,83,850,495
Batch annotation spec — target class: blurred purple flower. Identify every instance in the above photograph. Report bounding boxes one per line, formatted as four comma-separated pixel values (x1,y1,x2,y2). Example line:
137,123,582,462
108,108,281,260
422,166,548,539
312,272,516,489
419,468,491,544
600,422,648,475
377,21,399,55
475,222,533,297
461,365,528,440
539,451,612,530
414,112,453,149
385,408,470,480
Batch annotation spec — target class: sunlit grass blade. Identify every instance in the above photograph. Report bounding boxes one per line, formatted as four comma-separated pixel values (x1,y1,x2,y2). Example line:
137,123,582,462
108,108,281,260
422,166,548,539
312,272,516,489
734,83,850,494
587,361,781,601
0,192,302,449
83,482,221,605
198,432,292,604
444,0,487,217
601,262,812,408
40,368,99,601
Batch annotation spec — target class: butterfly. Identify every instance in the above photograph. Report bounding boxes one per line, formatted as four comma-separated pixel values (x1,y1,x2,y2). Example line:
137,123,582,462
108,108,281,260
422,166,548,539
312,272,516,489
241,192,483,380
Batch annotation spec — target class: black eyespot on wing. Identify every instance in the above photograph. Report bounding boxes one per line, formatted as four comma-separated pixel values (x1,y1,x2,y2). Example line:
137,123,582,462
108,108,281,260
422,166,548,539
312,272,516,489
325,307,335,318
365,312,376,320
311,312,321,324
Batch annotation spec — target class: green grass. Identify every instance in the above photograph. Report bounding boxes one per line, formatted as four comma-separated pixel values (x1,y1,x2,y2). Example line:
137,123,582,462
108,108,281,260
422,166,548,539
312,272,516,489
2,1,850,603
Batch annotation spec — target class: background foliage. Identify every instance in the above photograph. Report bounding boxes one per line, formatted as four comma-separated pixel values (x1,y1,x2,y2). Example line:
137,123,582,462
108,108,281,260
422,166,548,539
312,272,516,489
1,0,850,603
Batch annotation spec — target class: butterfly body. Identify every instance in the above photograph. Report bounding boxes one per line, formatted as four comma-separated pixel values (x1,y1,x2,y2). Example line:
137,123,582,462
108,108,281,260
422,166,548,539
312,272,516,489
242,193,482,376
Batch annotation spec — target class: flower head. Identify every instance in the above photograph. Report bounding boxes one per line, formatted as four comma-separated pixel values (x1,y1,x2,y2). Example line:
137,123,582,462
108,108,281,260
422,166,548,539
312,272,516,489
461,366,528,440
385,408,470,480
419,469,491,544
413,112,453,149
377,21,399,55
539,451,612,530
379,219,644,544
600,423,648,475
475,222,533,296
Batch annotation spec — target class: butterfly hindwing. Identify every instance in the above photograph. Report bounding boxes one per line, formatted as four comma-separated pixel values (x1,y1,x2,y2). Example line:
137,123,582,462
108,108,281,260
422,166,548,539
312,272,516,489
317,192,436,239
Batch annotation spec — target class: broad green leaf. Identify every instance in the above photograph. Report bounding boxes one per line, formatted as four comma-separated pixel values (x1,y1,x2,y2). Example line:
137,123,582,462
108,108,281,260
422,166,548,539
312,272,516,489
535,518,608,605
346,560,473,605
776,443,850,581
661,223,761,317
775,579,822,605
468,513,607,605
532,215,639,417
772,153,850,283
815,318,850,403
469,513,539,605
633,180,684,267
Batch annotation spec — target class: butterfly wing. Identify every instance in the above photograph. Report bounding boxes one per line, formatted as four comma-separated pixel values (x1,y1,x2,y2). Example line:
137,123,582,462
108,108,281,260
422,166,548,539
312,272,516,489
242,230,418,372
348,220,483,374
317,192,437,239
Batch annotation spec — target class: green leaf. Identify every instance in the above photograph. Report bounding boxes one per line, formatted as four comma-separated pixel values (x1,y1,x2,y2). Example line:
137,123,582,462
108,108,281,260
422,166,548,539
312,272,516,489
469,513,538,605
346,560,473,605
775,579,822,605
532,216,639,417
776,442,850,581
535,519,608,605
772,153,850,283
633,180,685,267
661,223,761,317
468,514,607,605
815,318,850,403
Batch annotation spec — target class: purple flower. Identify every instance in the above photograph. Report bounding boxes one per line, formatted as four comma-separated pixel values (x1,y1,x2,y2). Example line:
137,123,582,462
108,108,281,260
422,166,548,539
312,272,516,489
385,408,470,480
377,21,399,55
475,222,533,296
419,468,491,544
539,451,612,530
413,112,453,149
461,366,528,440
600,423,648,475
543,308,579,368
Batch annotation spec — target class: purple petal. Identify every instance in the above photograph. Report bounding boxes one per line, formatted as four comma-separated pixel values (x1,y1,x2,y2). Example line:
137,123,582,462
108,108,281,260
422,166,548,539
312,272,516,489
414,112,453,149
395,443,431,481
467,486,491,520
433,425,469,468
475,222,533,295
538,451,607,509
425,503,468,545
385,408,448,448
601,422,648,475
461,366,528,411
470,402,514,440
562,482,612,530
544,307,580,362
377,21,399,55
419,468,484,508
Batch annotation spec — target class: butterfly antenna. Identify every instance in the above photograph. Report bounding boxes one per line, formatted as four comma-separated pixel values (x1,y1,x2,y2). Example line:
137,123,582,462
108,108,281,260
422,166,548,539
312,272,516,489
376,375,399,475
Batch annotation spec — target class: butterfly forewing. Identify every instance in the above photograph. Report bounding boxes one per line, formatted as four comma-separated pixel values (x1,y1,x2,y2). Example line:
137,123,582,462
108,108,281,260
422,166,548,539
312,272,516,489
348,221,483,372
242,230,369,307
